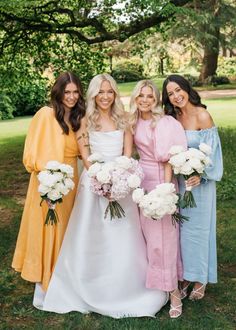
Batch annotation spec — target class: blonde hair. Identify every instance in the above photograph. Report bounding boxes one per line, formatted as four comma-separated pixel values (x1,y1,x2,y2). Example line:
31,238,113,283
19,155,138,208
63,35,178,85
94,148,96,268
129,80,164,133
86,73,127,131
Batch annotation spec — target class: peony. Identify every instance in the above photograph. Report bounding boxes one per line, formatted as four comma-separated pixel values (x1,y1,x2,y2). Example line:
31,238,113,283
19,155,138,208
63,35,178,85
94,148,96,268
45,161,61,171
169,153,187,167
169,145,186,155
38,171,60,187
199,143,212,155
181,161,194,175
132,188,144,203
154,182,176,195
59,164,74,177
47,189,63,201
38,184,51,195
87,162,102,177
87,152,104,163
115,156,132,169
96,170,111,184
64,178,75,190
54,182,70,195
127,174,141,189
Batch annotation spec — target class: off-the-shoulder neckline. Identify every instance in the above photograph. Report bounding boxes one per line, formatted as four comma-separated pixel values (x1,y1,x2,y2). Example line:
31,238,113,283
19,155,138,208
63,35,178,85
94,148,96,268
185,126,217,132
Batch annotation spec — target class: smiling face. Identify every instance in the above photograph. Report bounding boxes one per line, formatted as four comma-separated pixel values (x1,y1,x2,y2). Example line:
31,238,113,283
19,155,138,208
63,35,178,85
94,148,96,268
95,80,115,112
62,82,80,112
136,85,155,118
166,81,190,109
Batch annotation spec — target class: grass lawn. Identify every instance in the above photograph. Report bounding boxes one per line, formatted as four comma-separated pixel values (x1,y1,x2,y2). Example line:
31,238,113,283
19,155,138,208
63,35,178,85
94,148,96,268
0,98,236,329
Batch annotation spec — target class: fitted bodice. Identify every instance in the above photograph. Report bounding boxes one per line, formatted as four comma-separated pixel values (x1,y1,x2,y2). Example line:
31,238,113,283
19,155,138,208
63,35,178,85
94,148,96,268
89,130,124,161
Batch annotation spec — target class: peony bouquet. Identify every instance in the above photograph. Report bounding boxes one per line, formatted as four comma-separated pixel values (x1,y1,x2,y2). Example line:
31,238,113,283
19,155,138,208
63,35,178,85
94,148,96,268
168,143,212,208
87,154,144,220
132,183,188,225
38,161,74,225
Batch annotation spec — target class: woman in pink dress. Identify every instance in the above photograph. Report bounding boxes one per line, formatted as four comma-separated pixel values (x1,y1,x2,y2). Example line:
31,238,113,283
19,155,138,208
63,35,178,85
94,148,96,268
129,80,187,318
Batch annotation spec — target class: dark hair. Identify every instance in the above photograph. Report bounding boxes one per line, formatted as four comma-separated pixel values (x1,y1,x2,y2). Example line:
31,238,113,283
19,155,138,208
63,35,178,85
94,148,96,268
162,74,206,118
51,72,86,134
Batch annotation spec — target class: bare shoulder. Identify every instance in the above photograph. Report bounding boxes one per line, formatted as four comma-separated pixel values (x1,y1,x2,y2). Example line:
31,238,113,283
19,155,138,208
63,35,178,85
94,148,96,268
197,108,214,129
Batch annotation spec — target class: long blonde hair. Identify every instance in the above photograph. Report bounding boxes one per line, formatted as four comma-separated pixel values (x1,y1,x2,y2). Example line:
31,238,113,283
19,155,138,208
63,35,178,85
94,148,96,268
129,80,164,133
86,73,127,131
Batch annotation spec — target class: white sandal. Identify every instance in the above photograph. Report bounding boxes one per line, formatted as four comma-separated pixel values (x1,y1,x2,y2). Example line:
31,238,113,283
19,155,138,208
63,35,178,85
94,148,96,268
169,289,183,319
189,284,206,301
180,281,191,299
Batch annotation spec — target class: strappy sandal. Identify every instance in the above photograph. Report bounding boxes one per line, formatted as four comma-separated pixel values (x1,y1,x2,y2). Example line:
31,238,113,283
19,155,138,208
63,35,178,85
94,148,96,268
180,281,191,299
169,289,183,319
189,284,206,301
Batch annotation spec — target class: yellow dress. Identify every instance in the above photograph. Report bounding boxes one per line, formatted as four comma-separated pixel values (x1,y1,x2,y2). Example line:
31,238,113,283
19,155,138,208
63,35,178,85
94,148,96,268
12,106,80,291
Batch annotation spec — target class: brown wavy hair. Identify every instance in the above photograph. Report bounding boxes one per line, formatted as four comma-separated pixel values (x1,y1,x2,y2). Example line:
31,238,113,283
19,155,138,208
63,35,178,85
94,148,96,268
162,74,206,118
51,72,85,134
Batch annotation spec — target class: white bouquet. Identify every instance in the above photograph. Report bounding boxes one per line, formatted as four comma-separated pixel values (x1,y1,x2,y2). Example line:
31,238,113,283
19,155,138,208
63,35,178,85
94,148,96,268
37,161,74,225
169,143,212,208
87,154,144,220
132,183,188,225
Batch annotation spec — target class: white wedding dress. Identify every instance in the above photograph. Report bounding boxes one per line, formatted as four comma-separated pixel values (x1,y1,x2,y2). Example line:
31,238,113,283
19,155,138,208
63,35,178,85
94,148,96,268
33,130,167,318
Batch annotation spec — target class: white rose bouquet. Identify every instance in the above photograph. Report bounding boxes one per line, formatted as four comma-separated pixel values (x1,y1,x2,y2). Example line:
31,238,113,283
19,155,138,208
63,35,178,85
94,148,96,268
132,183,188,225
37,161,74,225
169,143,212,208
87,154,144,220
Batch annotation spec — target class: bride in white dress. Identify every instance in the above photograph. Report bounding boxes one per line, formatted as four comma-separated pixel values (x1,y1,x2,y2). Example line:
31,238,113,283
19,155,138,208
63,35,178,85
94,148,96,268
33,73,167,318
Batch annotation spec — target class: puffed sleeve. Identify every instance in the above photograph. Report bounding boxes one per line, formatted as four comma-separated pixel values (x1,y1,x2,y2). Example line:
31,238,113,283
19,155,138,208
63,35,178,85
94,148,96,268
153,115,187,162
23,106,65,173
199,127,223,181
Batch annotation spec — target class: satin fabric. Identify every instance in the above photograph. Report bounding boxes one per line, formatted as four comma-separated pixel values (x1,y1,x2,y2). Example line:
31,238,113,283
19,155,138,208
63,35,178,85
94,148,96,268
33,130,167,317
134,116,187,291
179,127,223,284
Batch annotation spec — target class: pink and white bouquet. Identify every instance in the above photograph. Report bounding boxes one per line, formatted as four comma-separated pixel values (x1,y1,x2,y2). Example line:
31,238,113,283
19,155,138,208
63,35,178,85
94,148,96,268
132,183,188,225
87,154,144,220
169,143,212,208
37,161,74,225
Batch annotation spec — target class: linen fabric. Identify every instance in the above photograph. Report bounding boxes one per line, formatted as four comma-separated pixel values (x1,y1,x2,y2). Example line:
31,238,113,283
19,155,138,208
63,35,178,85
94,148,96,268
179,127,223,284
33,130,167,317
12,107,80,291
134,115,187,291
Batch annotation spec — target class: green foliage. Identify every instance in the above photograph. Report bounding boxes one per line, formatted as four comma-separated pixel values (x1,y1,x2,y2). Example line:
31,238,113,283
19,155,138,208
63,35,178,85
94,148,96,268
112,59,145,82
0,93,15,120
217,57,236,79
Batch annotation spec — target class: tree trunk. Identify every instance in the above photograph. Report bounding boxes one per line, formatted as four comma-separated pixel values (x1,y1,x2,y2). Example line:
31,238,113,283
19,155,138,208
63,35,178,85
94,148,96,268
199,44,219,82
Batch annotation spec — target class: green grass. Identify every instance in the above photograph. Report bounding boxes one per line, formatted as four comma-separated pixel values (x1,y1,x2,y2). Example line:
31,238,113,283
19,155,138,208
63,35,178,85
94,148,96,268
0,116,31,140
0,125,236,328
204,97,236,128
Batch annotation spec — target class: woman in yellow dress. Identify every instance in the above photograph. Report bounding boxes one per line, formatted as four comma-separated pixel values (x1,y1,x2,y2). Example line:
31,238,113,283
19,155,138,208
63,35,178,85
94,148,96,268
12,72,85,291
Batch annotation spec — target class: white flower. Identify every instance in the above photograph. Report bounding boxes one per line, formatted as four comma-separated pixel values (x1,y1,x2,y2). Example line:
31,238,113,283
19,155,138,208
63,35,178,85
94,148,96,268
127,174,141,189
37,171,61,187
132,188,144,203
38,184,51,195
169,153,187,167
188,158,204,173
64,178,75,190
115,156,132,169
96,170,111,184
88,162,102,177
203,156,212,166
54,182,70,195
199,143,212,155
186,148,205,161
87,152,103,163
59,164,74,177
181,161,194,175
169,145,185,155
102,161,115,172
45,161,61,171
154,183,176,195
47,189,62,201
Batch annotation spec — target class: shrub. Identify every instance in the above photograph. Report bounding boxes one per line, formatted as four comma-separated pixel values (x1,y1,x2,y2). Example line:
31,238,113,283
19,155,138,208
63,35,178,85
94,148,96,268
204,75,230,86
217,57,236,79
0,93,15,120
112,59,145,83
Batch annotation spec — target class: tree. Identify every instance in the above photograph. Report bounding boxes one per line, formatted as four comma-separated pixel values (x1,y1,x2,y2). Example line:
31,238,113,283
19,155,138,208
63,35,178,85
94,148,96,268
0,0,192,53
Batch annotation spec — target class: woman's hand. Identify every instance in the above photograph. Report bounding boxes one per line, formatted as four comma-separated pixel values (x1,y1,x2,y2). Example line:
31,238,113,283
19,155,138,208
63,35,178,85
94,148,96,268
185,175,201,188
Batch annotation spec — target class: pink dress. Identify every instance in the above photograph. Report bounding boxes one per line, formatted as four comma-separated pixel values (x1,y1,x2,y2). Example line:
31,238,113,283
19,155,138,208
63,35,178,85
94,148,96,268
134,115,187,292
